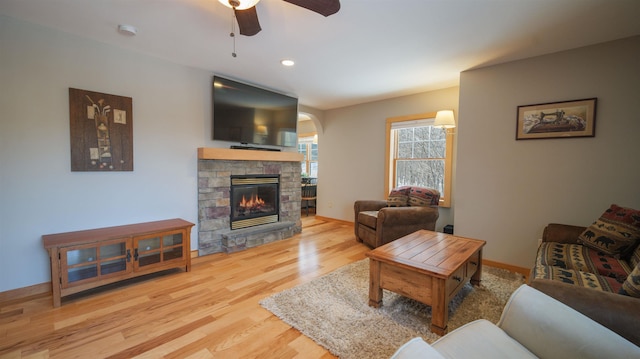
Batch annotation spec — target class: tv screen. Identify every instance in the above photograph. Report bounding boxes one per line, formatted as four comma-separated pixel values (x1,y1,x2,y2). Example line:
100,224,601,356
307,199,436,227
213,76,298,148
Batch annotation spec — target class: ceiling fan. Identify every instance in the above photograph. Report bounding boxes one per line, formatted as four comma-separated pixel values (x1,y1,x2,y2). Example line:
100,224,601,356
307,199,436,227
218,0,341,36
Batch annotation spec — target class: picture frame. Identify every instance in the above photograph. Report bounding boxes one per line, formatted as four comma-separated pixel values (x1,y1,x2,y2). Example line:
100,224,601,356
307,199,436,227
516,98,597,140
69,88,133,171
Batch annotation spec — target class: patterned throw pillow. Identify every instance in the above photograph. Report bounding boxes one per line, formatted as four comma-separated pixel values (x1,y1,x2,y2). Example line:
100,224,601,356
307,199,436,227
630,243,640,269
407,187,440,207
578,204,640,258
619,262,640,298
387,186,411,207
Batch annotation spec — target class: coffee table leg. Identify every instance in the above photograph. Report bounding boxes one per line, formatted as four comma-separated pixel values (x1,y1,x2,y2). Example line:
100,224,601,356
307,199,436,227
368,259,383,308
431,278,448,335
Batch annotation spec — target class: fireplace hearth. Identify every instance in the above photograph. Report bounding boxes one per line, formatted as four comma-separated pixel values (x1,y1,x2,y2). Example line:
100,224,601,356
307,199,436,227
230,175,279,229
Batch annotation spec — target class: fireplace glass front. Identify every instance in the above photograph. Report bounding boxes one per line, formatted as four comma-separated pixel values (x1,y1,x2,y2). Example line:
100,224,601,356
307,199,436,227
230,175,279,229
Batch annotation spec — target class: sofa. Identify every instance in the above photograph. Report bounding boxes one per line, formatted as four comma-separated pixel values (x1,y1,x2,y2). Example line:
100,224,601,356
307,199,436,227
354,186,439,248
529,204,640,346
390,285,640,359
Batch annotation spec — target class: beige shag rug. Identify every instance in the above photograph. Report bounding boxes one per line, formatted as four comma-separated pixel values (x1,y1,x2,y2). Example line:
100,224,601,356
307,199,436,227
260,258,525,359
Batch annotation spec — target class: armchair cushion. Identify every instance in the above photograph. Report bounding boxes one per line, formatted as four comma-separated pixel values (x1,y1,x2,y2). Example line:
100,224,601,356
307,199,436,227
578,204,640,258
357,211,379,229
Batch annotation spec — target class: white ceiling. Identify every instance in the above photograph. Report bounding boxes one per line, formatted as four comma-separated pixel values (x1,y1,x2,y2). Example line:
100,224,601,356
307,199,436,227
2,0,640,110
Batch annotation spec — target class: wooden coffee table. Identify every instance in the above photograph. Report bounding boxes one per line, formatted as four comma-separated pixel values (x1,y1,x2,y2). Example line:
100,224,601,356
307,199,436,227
366,230,486,335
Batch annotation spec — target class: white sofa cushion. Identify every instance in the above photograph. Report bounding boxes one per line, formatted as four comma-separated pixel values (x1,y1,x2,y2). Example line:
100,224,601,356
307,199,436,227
499,285,640,359
389,337,445,359
432,319,537,359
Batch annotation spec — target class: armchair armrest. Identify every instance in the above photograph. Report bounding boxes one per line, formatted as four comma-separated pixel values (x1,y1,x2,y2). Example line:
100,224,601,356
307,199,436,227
354,200,388,213
529,279,640,347
354,200,389,238
542,223,586,244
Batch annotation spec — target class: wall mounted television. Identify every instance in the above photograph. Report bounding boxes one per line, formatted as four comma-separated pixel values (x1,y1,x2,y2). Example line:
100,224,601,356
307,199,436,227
212,75,299,148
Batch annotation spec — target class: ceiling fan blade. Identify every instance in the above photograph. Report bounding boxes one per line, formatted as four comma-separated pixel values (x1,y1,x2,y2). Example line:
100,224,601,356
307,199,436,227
283,0,340,17
234,6,261,36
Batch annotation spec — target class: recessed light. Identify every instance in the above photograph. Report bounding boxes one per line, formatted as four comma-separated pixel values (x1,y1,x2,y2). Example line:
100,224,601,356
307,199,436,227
118,24,137,36
281,59,295,67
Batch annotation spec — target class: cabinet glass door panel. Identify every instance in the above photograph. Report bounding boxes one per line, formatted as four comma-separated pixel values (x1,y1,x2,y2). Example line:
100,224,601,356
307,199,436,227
67,248,97,266
163,247,183,261
138,252,161,267
138,237,160,252
100,242,126,259
100,258,127,275
134,229,186,270
68,264,98,283
162,233,183,246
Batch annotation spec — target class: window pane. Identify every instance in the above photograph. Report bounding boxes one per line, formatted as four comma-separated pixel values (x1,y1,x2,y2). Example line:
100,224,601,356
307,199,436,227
430,127,445,141
395,159,445,196
309,162,318,177
310,143,318,161
398,128,413,142
414,127,430,141
298,143,307,158
429,139,446,158
301,162,307,175
414,140,429,158
397,142,413,158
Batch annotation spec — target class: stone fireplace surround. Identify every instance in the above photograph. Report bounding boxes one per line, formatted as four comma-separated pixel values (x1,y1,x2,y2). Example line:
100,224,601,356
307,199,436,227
197,148,303,255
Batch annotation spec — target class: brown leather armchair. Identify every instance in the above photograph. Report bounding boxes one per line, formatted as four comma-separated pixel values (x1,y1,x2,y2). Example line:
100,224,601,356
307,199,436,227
354,186,439,248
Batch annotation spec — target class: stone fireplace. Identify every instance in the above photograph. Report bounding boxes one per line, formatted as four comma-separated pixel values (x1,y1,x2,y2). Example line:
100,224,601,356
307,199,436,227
197,148,302,255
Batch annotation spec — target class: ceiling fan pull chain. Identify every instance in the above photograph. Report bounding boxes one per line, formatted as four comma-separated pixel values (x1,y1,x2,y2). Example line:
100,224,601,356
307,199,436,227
231,10,237,57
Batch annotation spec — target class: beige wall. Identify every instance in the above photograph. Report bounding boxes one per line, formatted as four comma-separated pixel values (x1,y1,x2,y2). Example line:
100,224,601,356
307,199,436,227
318,87,460,231
455,36,640,268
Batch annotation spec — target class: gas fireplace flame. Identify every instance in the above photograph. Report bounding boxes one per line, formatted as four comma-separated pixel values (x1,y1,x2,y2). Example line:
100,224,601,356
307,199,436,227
239,194,265,210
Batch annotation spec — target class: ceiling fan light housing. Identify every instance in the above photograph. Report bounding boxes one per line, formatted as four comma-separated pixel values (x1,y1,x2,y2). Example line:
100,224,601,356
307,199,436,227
218,0,260,10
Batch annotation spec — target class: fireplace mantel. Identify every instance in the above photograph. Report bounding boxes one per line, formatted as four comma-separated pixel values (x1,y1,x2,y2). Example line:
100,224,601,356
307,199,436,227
198,148,303,162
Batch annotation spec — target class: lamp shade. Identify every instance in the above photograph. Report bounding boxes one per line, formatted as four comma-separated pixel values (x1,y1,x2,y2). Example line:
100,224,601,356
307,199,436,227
218,0,260,10
434,110,456,128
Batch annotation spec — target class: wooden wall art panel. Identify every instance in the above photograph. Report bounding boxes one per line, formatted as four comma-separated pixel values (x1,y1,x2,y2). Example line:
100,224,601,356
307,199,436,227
69,88,133,171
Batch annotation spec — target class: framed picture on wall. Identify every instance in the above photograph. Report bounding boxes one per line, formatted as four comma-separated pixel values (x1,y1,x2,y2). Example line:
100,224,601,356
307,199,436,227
69,88,133,171
516,98,597,140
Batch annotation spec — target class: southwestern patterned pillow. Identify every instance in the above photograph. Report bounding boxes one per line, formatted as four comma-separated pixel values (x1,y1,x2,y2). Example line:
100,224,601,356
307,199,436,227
387,186,411,207
578,204,640,258
619,262,640,298
407,187,440,207
630,243,640,269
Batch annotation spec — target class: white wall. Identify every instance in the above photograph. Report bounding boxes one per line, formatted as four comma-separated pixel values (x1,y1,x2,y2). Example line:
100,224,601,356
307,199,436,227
318,87,460,230
455,36,640,268
0,16,217,292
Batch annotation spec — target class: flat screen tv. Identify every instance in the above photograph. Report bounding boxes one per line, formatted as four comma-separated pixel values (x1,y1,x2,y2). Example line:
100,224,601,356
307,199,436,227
212,76,298,148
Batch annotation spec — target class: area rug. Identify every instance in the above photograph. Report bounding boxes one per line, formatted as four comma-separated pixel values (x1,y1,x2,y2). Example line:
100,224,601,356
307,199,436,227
260,258,525,359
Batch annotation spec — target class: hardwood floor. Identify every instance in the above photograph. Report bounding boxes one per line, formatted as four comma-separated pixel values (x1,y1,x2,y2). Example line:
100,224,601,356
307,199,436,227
0,216,370,358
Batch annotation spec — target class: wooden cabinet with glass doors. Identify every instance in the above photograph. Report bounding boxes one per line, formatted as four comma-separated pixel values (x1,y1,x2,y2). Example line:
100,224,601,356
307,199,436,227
43,219,194,307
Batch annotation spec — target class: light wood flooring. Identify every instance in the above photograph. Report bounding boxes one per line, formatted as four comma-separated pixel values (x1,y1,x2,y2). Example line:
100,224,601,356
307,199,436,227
1,216,371,358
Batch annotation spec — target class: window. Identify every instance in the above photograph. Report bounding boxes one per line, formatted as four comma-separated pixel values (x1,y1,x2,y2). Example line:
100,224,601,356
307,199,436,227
298,136,318,178
385,113,453,207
